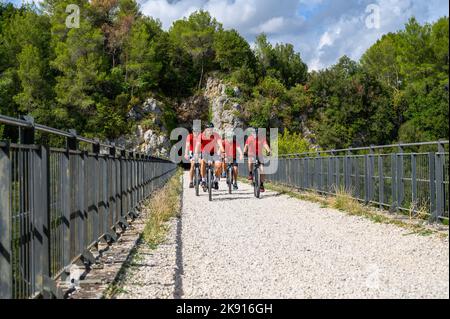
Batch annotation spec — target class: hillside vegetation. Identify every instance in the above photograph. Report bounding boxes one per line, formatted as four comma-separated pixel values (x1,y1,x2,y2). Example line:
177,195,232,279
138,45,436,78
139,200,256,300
0,1,448,150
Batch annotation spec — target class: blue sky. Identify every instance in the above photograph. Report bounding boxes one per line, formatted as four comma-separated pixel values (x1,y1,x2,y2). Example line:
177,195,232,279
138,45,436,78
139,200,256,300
5,0,449,70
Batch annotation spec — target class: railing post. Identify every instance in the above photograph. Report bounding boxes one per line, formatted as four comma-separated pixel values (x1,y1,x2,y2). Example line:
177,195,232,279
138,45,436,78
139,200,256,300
346,148,352,194
105,145,118,242
367,146,375,203
321,155,325,192
428,152,436,220
364,150,369,204
397,145,404,210
110,144,119,228
92,140,100,243
329,150,335,192
0,143,12,299
62,131,78,280
335,154,340,192
79,144,87,263
120,149,126,224
19,115,35,145
35,145,50,297
391,153,397,212
378,155,384,209
315,156,319,191
61,139,71,280
411,153,417,213
67,129,78,151
433,142,445,222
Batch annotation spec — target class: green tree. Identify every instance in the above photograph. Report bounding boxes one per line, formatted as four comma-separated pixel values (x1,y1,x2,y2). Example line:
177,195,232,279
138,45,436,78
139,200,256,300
14,45,52,120
308,56,395,148
213,29,254,71
122,18,162,98
0,5,52,121
169,11,222,89
278,129,312,155
254,34,307,88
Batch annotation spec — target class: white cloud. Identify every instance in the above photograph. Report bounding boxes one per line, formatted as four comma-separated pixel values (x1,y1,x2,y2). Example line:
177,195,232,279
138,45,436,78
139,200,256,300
251,17,285,34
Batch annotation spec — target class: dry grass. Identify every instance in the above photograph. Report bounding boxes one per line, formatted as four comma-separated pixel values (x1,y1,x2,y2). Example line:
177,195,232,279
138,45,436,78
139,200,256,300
239,178,448,238
143,169,183,248
331,186,365,216
408,200,430,221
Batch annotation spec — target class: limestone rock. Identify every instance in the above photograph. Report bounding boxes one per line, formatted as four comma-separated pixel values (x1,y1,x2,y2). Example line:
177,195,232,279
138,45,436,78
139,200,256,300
176,95,209,125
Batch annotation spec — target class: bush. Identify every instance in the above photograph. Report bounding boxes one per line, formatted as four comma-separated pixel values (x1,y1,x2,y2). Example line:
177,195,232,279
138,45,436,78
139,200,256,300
278,129,312,155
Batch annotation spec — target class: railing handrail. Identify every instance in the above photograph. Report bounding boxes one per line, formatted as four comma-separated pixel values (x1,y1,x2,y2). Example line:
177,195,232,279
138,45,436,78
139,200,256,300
280,140,449,158
0,114,172,162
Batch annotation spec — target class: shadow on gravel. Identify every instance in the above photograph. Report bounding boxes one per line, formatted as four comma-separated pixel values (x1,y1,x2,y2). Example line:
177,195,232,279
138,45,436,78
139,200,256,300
213,193,283,202
174,182,185,299
213,196,255,202
215,191,254,196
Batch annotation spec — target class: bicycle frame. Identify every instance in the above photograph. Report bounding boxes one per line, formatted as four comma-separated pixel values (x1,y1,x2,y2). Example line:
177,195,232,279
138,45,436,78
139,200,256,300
193,154,201,196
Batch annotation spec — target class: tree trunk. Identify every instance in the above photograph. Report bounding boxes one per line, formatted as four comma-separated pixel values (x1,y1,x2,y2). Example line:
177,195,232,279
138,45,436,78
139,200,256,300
198,58,204,90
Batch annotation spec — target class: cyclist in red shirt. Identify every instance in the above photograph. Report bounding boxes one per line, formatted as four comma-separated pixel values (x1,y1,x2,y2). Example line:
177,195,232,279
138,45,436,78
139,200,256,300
194,123,224,191
244,128,271,192
222,130,244,190
184,126,202,188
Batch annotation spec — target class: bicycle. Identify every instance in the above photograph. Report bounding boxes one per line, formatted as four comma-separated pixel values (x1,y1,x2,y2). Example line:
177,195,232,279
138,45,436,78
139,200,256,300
225,156,234,194
193,154,201,196
251,156,262,199
205,160,215,201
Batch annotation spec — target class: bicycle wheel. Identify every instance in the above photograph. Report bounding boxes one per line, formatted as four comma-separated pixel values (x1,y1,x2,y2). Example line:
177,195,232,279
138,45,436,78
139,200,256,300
253,167,260,198
227,166,233,194
208,168,213,201
194,166,200,196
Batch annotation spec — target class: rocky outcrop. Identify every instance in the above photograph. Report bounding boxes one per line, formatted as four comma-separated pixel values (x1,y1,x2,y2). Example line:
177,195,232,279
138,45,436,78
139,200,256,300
127,98,162,122
116,97,171,157
204,77,243,132
116,76,244,157
176,95,209,126
173,76,243,132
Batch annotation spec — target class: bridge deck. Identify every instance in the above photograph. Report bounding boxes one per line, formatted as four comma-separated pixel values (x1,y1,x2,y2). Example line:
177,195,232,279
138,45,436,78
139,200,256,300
118,172,449,299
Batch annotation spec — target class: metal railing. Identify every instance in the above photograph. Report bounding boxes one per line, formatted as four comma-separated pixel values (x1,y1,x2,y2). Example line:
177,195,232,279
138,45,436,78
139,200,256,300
0,115,177,299
239,141,449,223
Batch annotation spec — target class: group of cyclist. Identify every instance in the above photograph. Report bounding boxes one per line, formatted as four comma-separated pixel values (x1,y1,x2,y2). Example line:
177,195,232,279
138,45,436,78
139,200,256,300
184,122,271,195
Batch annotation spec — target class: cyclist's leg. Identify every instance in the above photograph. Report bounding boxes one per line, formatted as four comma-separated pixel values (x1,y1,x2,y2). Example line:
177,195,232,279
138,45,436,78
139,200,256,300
232,159,239,188
247,157,254,179
189,158,194,180
259,156,265,182
221,160,226,177
200,156,206,181
214,160,222,178
259,156,266,192
189,158,195,188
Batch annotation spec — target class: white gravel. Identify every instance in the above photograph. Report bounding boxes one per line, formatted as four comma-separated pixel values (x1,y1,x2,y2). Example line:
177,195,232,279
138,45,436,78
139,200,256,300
117,171,449,299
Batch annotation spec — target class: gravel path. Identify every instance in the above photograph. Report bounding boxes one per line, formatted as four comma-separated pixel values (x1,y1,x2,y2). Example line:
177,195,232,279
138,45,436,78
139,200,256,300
118,171,449,299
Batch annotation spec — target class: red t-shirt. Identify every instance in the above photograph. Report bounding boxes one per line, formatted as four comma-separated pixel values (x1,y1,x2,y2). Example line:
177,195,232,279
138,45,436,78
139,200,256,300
245,135,267,157
222,139,240,158
186,133,194,152
201,132,221,154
